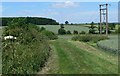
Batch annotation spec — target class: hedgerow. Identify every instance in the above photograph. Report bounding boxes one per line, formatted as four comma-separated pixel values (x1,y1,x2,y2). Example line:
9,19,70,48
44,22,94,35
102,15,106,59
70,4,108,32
41,30,58,40
72,35,109,43
2,18,51,74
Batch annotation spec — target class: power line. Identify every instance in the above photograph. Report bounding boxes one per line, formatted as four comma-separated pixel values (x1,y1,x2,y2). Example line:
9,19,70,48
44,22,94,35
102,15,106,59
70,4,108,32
99,3,109,35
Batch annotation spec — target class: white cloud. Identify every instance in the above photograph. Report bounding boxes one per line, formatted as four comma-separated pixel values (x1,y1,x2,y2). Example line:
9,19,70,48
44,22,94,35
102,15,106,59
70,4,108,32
52,1,79,8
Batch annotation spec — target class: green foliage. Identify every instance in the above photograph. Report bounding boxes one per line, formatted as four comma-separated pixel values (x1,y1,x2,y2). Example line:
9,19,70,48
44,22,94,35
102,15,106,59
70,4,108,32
103,29,112,34
72,35,109,42
60,24,64,28
2,18,50,74
58,28,66,35
66,30,71,34
89,29,96,34
65,21,69,25
2,17,59,26
79,31,86,34
89,22,96,34
41,30,58,40
40,27,46,32
109,23,116,30
73,30,78,34
115,27,120,34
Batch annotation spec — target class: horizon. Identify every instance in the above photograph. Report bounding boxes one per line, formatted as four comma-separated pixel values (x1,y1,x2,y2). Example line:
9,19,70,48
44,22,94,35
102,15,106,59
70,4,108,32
1,2,118,24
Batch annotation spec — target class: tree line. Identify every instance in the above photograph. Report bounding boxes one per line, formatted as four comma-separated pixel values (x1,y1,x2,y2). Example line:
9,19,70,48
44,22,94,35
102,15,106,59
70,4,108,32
1,17,59,26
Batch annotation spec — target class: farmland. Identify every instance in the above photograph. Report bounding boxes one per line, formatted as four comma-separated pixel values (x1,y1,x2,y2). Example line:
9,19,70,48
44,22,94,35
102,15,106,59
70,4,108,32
38,25,89,34
39,37,118,74
97,35,118,54
1,24,119,74
1,1,119,75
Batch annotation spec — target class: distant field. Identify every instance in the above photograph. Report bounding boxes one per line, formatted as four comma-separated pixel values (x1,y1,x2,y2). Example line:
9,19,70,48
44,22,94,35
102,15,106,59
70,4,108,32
38,25,89,34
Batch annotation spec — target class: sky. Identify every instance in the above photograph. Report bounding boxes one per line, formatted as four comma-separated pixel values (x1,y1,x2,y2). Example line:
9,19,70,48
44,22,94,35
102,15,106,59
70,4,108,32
1,2,118,23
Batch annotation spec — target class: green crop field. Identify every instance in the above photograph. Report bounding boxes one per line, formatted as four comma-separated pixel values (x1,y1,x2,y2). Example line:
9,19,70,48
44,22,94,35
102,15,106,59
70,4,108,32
97,35,118,54
38,25,89,34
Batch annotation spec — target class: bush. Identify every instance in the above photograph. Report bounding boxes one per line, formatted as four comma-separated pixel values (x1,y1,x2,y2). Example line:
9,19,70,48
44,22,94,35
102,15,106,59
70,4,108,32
58,28,66,35
41,30,58,40
72,35,109,42
80,31,86,34
103,29,111,34
72,35,91,42
66,30,71,34
2,18,51,74
40,27,46,32
73,30,78,34
89,29,96,34
115,27,120,34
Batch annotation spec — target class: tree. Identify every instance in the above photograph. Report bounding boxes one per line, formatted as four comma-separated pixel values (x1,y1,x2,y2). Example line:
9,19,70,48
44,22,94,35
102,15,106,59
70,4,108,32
80,31,86,34
73,30,78,34
58,24,66,35
65,21,69,25
58,28,66,35
60,24,64,28
1,17,59,26
109,23,116,30
89,21,96,34
40,27,46,32
66,30,71,34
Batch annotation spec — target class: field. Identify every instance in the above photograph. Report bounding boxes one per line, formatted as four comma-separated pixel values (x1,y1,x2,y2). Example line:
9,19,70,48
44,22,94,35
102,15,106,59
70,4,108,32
1,25,119,74
39,36,118,74
38,25,89,34
97,35,118,54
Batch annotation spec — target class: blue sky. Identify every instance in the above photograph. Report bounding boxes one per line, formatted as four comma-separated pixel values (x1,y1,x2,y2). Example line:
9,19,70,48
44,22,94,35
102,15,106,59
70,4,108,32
1,2,118,23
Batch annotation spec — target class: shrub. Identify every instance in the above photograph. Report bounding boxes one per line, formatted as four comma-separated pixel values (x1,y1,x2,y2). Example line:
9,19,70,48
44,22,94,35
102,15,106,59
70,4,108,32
72,35,108,42
66,30,71,34
73,30,78,34
80,31,86,34
115,27,120,34
58,28,66,35
2,18,51,74
89,29,96,34
40,27,46,32
41,30,58,40
72,35,91,42
103,29,112,34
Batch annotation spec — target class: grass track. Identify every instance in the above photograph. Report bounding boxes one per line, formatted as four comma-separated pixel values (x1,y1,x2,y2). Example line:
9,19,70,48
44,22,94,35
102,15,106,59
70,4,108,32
45,39,118,74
